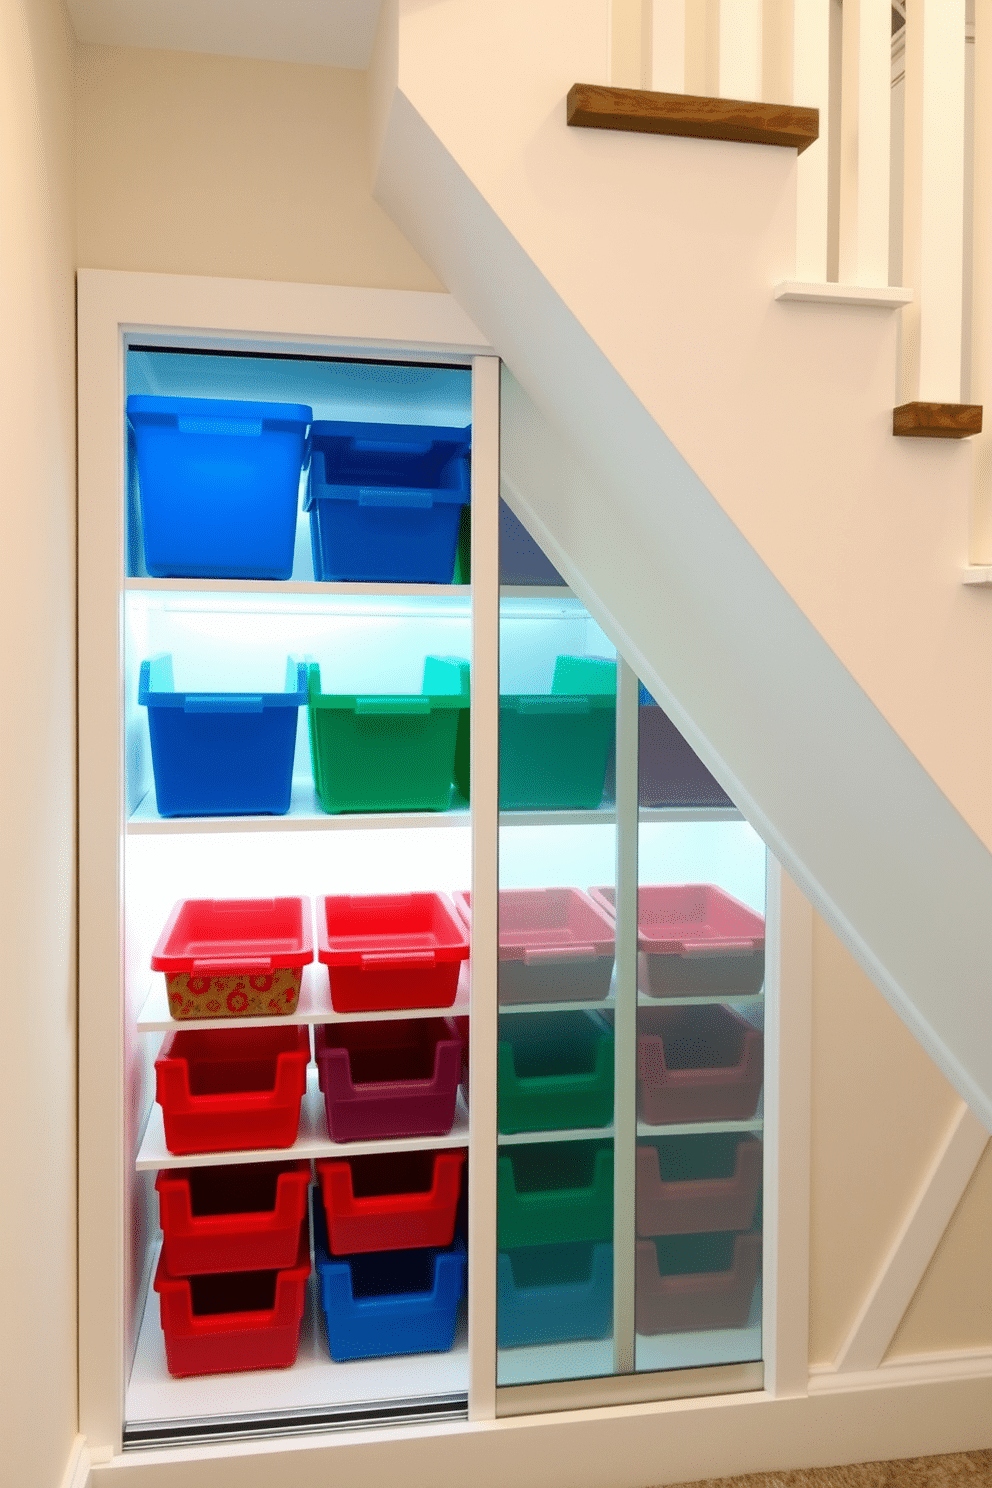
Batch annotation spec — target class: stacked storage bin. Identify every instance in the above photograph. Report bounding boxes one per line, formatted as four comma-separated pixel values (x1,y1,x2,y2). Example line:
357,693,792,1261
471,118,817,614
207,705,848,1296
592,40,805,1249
457,889,617,1351
591,883,765,1338
311,892,469,1360
149,897,316,1376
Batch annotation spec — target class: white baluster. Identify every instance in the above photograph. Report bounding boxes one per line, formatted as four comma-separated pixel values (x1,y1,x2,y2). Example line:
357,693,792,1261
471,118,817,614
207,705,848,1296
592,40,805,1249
793,0,832,281
719,0,763,101
646,0,687,92
901,0,967,401
838,0,892,286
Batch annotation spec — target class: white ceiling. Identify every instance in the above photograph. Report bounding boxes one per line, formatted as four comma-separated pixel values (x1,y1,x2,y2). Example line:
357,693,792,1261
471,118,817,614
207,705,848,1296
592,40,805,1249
66,0,384,69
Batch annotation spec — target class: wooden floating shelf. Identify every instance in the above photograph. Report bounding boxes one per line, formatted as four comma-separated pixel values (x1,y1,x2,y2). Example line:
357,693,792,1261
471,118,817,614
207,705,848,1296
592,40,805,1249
566,84,819,154
892,402,983,439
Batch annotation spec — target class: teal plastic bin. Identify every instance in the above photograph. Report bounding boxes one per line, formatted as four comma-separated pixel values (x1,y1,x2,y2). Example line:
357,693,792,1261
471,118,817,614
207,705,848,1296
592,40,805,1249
307,657,468,814
499,657,616,810
497,1141,613,1249
498,1010,614,1134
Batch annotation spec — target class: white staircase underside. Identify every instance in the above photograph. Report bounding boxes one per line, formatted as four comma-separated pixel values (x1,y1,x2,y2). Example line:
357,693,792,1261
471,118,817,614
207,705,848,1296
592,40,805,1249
372,0,992,1130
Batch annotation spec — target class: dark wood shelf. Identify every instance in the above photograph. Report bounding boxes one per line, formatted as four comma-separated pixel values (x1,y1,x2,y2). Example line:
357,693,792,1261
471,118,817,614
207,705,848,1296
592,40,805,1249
566,84,819,154
892,402,983,439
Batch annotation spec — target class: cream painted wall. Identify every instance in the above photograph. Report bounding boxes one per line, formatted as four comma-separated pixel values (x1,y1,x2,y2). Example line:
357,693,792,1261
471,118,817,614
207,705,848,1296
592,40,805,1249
806,913,981,1365
75,43,442,290
0,1,78,1486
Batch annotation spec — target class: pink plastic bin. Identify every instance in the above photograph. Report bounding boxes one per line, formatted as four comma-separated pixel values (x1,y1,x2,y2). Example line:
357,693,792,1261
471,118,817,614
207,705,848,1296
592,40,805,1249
155,1161,311,1275
589,884,764,998
636,1137,762,1237
453,888,614,1005
317,892,469,1013
637,1005,763,1125
635,1231,761,1335
314,1018,463,1142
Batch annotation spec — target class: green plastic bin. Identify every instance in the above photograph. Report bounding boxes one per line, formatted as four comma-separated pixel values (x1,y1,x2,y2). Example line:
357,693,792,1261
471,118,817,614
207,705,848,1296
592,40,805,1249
499,656,616,811
307,657,468,814
498,1010,614,1134
497,1140,613,1249
423,655,470,803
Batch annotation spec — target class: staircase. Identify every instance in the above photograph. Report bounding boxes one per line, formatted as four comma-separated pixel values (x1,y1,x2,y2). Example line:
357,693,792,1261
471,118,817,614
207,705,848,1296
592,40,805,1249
370,0,992,1130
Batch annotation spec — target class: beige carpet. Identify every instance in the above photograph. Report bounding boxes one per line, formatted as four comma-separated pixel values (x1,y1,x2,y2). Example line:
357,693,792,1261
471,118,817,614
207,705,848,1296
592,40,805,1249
653,1450,992,1487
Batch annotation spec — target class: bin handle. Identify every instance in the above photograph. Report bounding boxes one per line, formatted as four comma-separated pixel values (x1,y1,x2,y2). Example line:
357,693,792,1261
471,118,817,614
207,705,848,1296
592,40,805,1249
521,944,597,964
357,487,434,509
191,956,274,973
359,950,437,968
184,694,265,714
355,695,432,716
682,938,755,957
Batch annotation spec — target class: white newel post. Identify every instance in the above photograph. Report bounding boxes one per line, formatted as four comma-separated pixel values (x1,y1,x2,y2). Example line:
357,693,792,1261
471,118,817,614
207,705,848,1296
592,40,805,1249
719,0,763,100
901,0,967,402
838,0,892,286
793,0,832,281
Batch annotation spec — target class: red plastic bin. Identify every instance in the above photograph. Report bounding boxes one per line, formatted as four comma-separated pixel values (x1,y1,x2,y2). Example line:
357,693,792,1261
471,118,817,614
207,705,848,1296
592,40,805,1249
316,1149,466,1253
154,1226,311,1377
314,1018,463,1142
155,1160,311,1275
317,892,469,1013
151,897,314,1020
453,888,615,1005
638,1005,764,1125
636,1137,762,1237
590,884,764,998
635,1231,761,1335
155,1025,311,1155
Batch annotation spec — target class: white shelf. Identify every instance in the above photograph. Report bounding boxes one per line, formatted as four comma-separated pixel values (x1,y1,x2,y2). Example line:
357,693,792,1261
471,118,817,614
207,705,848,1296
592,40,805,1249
128,782,471,835
498,805,743,827
636,990,764,1008
961,565,992,587
499,995,615,1016
497,1336,614,1387
498,1124,614,1147
137,1074,470,1170
126,1251,468,1430
126,577,472,603
773,280,913,308
636,1116,763,1138
137,962,470,1032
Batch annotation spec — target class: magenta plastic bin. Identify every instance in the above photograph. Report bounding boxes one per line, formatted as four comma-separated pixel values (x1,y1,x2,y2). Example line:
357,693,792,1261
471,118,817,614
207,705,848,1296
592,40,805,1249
590,884,764,998
636,1137,762,1237
314,1018,464,1142
635,1231,761,1335
453,888,614,1005
637,1005,764,1125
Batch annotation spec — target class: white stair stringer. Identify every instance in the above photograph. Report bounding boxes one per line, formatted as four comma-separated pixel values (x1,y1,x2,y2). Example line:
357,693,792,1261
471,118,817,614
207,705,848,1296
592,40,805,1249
370,0,992,1130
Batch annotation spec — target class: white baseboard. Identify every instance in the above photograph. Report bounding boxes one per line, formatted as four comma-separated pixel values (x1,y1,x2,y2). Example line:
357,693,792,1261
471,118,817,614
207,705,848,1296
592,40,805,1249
59,1436,90,1488
810,1346,992,1395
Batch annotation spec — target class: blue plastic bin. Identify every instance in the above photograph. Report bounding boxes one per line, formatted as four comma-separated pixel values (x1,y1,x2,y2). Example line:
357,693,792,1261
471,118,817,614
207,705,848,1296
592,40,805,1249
126,395,312,580
497,1242,613,1347
139,654,308,817
313,1189,466,1361
305,421,471,583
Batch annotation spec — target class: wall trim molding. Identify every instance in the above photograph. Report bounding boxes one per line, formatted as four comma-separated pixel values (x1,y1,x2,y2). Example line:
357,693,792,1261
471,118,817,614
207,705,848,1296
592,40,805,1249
832,1103,990,1374
810,1346,992,1395
59,1436,91,1488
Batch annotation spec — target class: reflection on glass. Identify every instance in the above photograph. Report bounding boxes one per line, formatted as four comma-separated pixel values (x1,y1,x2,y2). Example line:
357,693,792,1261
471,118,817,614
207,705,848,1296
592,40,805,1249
495,550,618,1387
633,686,765,1378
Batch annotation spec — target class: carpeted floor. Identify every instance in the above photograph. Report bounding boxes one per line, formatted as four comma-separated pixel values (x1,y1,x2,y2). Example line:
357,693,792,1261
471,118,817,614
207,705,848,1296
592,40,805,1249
653,1450,992,1487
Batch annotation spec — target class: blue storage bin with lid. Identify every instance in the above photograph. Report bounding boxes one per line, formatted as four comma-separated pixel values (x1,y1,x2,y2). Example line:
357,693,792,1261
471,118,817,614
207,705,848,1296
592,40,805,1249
139,654,308,817
126,395,312,580
497,1242,613,1347
305,420,471,583
313,1187,466,1361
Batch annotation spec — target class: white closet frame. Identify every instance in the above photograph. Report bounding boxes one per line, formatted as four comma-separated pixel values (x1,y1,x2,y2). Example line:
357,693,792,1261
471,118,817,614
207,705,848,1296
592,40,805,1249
77,268,812,1477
